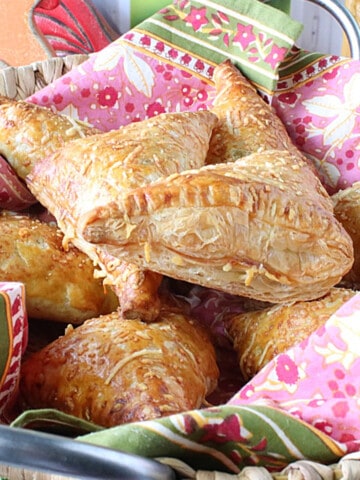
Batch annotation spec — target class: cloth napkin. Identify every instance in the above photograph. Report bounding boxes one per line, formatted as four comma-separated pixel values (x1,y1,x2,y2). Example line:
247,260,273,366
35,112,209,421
0,283,28,421
26,0,302,129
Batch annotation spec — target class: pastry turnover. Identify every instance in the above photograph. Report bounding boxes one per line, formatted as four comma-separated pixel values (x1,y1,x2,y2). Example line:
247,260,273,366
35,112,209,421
66,149,353,304
226,287,356,381
26,110,218,321
19,305,219,427
0,95,100,179
94,250,163,322
207,60,300,164
0,95,151,317
332,182,360,286
0,212,118,323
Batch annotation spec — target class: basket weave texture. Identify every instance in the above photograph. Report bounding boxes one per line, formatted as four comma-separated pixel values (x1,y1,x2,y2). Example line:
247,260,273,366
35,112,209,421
0,54,88,100
1,54,360,480
1,453,360,479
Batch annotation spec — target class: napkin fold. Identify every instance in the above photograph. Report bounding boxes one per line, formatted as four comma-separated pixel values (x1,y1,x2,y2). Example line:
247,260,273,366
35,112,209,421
273,48,360,193
0,283,28,421
230,293,360,451
27,0,302,133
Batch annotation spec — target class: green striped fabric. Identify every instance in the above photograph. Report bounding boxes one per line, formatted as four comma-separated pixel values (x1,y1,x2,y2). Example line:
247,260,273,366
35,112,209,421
132,0,303,92
131,0,170,28
264,0,291,14
0,294,11,390
79,404,344,472
12,404,345,473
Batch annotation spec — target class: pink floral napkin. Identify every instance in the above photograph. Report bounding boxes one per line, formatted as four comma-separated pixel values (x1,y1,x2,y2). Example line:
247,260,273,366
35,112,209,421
272,47,360,194
0,158,37,211
26,0,301,130
228,293,360,453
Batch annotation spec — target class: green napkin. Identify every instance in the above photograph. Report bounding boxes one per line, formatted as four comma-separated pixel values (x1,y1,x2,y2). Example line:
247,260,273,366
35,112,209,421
131,0,170,27
130,0,292,27
12,405,344,473
133,0,303,92
265,0,291,14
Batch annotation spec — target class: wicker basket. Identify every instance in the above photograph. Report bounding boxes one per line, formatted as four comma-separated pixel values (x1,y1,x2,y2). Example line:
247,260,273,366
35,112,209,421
0,1,360,477
1,452,360,479
0,54,88,100
0,465,71,480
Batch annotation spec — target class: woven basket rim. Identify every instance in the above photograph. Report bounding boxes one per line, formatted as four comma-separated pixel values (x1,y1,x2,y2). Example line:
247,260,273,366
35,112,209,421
0,54,89,100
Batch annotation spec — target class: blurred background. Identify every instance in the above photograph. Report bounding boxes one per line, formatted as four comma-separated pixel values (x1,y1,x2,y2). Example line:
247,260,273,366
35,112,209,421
0,0,357,68
91,0,353,56
290,0,348,55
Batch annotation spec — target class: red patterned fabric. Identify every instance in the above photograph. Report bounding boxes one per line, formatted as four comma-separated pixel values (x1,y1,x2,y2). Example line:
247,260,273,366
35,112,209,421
33,0,120,56
0,283,28,422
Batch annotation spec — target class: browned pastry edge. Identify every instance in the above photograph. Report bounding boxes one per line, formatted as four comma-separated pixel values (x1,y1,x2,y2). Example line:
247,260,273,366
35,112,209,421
0,211,118,323
0,95,100,179
79,149,353,304
19,305,219,427
226,287,357,381
95,250,163,321
207,60,305,164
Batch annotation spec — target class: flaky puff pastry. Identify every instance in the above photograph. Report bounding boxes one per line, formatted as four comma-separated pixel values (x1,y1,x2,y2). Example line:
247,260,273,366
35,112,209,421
332,182,360,286
26,110,218,321
0,212,118,323
226,287,356,381
19,305,219,427
0,95,100,179
94,249,163,321
76,149,353,304
207,60,300,164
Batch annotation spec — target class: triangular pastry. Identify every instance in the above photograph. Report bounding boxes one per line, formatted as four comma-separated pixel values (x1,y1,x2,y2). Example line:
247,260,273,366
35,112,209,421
94,249,163,321
26,110,218,320
0,95,166,321
226,287,356,381
19,303,219,427
332,181,360,286
0,211,118,323
75,149,353,304
207,60,301,164
0,95,100,179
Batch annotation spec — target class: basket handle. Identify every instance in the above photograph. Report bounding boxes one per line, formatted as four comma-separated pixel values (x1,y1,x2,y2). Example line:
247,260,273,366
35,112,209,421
305,0,360,59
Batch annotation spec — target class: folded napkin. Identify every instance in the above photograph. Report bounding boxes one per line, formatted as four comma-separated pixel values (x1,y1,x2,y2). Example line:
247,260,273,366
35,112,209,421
0,283,28,422
27,0,302,132
273,48,360,193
